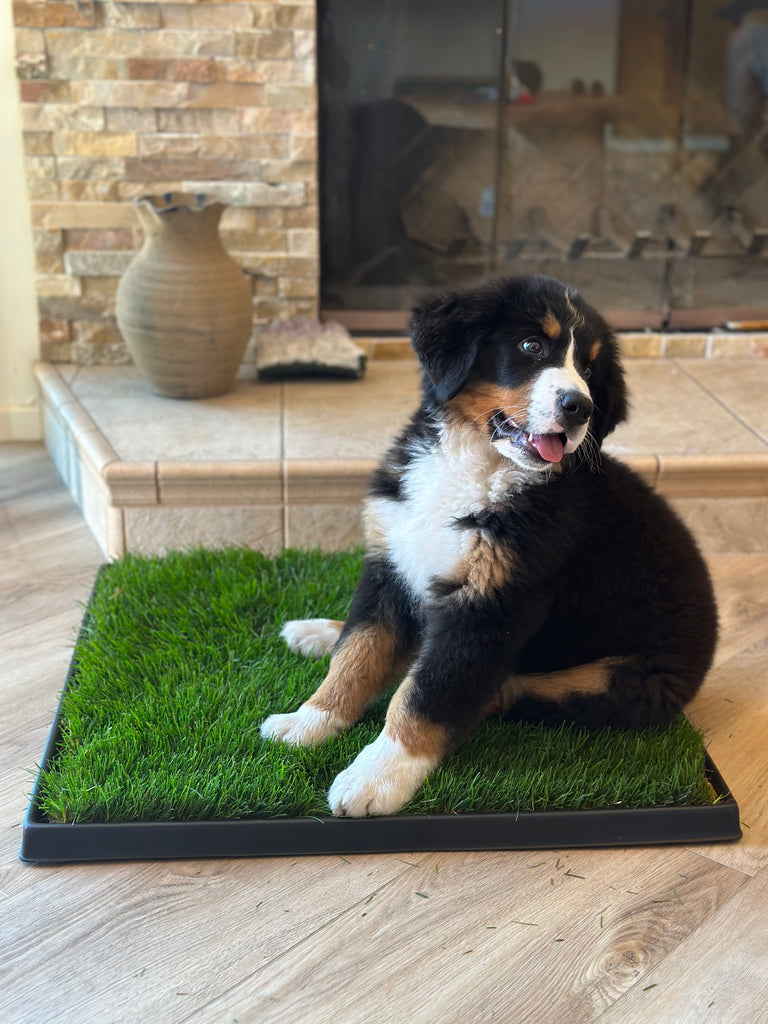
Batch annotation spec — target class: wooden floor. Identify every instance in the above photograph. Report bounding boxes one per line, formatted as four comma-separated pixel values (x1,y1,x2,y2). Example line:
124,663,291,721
2,443,767,1024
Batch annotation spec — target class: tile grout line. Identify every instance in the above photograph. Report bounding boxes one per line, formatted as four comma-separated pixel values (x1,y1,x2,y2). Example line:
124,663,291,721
673,359,768,451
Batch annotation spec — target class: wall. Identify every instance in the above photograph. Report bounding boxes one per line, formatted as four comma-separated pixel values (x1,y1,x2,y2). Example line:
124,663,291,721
13,0,319,366
0,0,40,440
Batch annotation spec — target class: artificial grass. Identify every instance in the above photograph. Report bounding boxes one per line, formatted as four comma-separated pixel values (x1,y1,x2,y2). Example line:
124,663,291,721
37,547,716,825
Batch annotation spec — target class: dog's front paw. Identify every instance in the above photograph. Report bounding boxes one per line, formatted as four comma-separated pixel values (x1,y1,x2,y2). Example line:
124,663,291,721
328,732,435,817
280,619,343,658
260,703,345,747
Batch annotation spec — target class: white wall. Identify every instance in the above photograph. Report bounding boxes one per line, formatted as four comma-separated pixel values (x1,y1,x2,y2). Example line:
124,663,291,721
0,0,41,441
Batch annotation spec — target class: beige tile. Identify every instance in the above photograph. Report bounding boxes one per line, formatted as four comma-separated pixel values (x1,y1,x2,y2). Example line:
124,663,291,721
157,460,282,506
56,364,80,384
669,497,768,552
284,459,375,504
369,339,415,360
57,397,104,444
77,427,118,478
657,453,768,498
661,333,707,359
106,507,126,559
123,505,284,556
679,358,768,443
70,365,283,461
616,332,663,358
40,398,75,492
70,453,114,559
283,361,420,460
606,360,767,457
286,504,364,550
708,333,768,358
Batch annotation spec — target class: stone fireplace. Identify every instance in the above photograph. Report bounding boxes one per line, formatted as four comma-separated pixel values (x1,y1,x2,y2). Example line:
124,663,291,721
13,0,320,367
12,0,768,369
9,2,768,559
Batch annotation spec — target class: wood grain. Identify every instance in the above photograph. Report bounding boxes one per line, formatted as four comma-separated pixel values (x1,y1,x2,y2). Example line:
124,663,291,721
595,870,768,1024
188,848,747,1024
1,444,768,1024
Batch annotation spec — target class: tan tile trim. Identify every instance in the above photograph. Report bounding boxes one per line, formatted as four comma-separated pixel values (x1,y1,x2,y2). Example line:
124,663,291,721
284,458,377,504
103,461,158,507
657,453,768,498
34,360,119,483
35,363,768,525
157,460,282,506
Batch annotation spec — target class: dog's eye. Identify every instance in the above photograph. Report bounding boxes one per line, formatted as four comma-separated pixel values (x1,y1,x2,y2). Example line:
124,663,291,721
583,366,593,380
520,338,547,357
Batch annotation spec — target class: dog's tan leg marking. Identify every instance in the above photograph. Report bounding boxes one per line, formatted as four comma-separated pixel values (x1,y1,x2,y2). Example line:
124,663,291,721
492,657,622,713
261,624,399,747
306,624,399,721
328,674,449,817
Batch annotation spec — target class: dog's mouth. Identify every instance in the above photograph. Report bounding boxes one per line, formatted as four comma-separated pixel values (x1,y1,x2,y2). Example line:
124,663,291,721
491,412,567,464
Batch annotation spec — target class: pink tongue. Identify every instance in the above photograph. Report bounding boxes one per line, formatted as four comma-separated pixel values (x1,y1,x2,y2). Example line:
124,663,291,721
531,433,565,463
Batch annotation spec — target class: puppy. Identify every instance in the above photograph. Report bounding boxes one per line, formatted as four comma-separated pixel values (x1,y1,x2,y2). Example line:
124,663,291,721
261,276,718,817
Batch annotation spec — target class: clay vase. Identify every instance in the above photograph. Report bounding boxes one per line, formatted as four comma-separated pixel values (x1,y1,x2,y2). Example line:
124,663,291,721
116,193,253,399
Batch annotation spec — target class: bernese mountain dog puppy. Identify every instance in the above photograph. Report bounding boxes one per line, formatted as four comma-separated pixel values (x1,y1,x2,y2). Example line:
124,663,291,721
261,275,718,817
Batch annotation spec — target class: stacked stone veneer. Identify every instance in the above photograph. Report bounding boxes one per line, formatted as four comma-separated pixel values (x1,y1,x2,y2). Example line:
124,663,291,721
13,0,318,365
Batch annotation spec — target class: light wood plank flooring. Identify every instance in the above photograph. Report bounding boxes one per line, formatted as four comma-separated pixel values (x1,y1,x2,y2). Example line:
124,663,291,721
2,443,767,1024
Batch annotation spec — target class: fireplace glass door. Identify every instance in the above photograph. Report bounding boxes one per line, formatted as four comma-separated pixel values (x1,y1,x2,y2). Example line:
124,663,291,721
319,0,768,327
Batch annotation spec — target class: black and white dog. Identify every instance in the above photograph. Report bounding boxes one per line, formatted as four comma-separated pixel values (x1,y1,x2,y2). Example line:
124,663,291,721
261,276,718,817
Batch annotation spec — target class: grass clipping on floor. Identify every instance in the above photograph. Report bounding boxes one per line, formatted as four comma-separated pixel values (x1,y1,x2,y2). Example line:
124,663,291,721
38,548,715,824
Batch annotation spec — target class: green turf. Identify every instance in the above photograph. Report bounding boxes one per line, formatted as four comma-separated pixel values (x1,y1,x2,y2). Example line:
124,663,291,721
36,547,716,824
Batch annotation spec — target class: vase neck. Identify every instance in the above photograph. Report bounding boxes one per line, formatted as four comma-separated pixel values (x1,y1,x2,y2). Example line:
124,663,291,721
133,194,226,251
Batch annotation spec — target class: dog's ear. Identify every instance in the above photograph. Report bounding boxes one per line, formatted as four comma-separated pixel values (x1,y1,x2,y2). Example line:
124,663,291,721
589,335,628,444
409,293,488,401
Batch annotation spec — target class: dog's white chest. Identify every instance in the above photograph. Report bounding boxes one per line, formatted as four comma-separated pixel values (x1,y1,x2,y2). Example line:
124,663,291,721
369,428,517,599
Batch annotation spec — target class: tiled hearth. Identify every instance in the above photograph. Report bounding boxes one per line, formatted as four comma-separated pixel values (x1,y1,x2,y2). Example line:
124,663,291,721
34,351,768,560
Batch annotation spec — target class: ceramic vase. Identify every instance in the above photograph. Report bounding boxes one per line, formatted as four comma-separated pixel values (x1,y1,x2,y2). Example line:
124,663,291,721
116,193,253,399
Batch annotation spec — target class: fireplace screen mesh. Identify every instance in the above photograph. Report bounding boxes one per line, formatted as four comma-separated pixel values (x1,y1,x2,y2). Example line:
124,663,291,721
319,0,768,327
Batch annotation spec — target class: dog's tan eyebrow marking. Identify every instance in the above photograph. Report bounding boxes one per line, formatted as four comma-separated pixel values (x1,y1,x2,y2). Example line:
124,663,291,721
541,310,561,339
589,340,602,362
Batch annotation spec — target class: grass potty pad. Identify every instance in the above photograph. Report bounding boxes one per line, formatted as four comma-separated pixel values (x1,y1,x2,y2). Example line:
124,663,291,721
21,548,741,863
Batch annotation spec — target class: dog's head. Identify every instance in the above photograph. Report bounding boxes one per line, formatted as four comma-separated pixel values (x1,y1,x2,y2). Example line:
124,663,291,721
409,276,627,473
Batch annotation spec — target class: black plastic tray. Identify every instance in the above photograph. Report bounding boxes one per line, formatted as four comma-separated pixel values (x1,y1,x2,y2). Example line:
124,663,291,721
20,601,742,864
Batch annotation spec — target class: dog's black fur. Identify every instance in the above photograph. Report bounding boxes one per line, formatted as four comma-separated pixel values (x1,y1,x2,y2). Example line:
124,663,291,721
262,276,718,815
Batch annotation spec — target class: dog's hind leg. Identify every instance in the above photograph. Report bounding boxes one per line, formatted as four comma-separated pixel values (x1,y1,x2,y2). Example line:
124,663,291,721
492,659,620,714
494,655,703,729
281,619,344,658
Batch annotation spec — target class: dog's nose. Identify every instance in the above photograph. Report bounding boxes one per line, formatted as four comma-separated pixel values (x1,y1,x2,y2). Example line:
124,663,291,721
557,390,593,429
